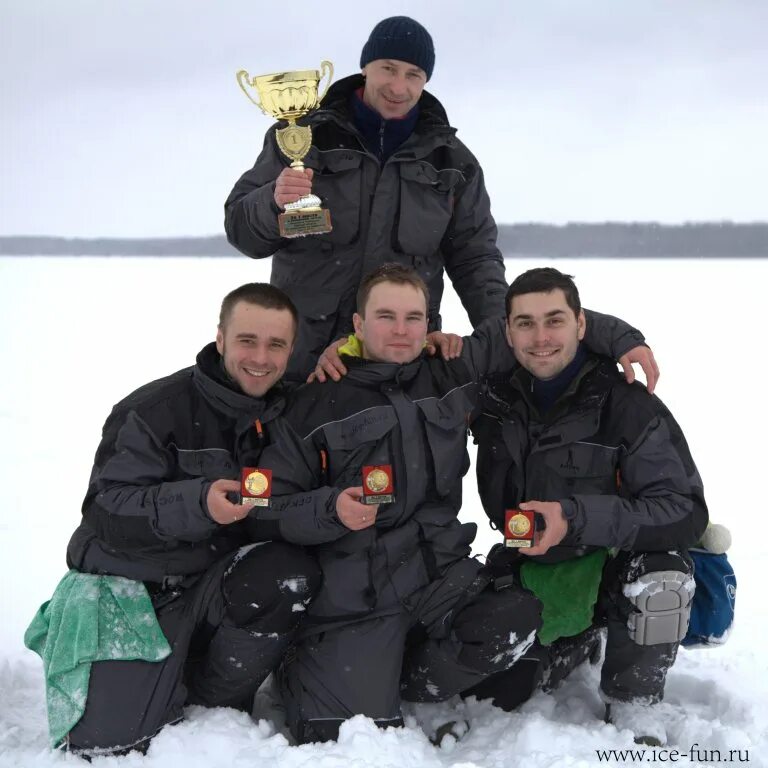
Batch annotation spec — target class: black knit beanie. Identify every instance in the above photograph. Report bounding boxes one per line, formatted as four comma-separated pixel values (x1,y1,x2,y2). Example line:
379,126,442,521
360,16,435,81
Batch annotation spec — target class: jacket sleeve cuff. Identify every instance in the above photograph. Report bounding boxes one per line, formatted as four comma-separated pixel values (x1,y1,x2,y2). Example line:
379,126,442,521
247,182,284,240
201,481,216,522
560,498,584,543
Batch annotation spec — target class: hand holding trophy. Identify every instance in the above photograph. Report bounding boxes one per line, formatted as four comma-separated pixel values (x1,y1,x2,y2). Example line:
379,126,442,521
237,61,334,238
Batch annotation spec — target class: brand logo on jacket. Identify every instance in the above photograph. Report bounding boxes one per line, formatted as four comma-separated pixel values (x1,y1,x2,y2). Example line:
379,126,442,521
560,449,580,472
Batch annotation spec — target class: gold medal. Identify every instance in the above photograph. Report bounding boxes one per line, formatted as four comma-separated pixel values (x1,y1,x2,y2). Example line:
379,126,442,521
504,509,534,548
508,513,532,537
240,467,272,506
362,464,395,505
244,470,269,495
365,468,390,494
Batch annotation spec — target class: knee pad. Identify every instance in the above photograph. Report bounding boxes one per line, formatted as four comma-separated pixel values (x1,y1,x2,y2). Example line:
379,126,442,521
623,569,694,645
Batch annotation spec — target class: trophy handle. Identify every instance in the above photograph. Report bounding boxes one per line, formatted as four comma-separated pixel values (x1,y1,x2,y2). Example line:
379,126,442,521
236,70,268,115
318,60,334,103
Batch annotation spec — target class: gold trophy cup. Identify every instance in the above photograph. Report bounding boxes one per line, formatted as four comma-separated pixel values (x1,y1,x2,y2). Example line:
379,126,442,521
237,61,334,238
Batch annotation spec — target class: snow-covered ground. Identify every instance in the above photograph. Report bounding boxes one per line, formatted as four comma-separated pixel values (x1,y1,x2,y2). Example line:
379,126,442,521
1,256,766,767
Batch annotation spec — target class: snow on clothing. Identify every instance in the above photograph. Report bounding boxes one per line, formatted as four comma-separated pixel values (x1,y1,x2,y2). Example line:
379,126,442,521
252,315,645,743
64,543,320,756
224,74,507,381
62,343,321,755
471,354,709,704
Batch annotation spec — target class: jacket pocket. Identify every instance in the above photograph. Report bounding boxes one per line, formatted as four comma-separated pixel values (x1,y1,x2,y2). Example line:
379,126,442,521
271,239,349,294
415,385,475,497
379,520,430,602
321,405,398,488
310,533,378,619
396,162,463,258
174,446,237,481
304,148,363,246
543,441,620,494
412,504,476,574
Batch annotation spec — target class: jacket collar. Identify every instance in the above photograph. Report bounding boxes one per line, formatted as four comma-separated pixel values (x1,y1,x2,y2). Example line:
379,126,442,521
529,343,589,414
486,353,616,422
193,342,286,422
340,352,424,387
313,74,455,145
350,87,421,163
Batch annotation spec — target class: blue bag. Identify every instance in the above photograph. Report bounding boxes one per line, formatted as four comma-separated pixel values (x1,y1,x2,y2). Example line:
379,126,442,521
682,549,736,648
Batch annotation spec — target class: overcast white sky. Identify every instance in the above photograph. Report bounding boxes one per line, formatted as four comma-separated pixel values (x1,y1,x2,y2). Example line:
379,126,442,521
1,0,766,237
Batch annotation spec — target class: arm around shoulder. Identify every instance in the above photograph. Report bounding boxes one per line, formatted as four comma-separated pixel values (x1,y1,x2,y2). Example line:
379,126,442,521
460,316,517,380
583,308,646,360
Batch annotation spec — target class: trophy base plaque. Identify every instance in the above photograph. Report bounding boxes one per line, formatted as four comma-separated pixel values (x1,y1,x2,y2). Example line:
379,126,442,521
279,208,332,238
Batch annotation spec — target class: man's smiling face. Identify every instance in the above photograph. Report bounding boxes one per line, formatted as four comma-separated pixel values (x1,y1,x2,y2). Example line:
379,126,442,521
216,300,295,396
506,289,586,380
361,58,427,119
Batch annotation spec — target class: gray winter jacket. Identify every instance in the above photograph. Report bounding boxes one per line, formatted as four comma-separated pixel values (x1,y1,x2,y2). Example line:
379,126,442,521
250,316,646,622
66,344,289,583
473,355,709,558
225,75,507,378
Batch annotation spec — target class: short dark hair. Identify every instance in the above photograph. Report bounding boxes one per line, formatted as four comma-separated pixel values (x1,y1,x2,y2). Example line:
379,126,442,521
219,283,299,331
505,268,581,318
356,263,430,316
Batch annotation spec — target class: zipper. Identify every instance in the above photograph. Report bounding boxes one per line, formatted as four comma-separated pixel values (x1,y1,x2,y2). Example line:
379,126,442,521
378,120,386,162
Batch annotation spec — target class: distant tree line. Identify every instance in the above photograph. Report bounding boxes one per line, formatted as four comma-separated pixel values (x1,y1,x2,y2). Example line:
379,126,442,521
1,223,766,257
0,235,231,257
496,223,768,258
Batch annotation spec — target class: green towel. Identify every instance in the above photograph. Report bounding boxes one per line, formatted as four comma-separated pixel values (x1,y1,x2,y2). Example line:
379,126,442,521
520,549,609,645
24,570,171,747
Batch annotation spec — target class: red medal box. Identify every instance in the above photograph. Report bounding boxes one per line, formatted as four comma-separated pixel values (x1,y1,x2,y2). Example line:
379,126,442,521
504,509,534,548
362,464,394,505
240,467,272,507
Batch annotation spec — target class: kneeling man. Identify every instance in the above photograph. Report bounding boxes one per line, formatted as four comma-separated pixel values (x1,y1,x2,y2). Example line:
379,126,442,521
33,284,321,756
470,268,708,746
253,264,653,743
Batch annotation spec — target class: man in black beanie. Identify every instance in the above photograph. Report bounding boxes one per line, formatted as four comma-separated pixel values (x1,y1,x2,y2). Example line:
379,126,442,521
225,16,507,384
